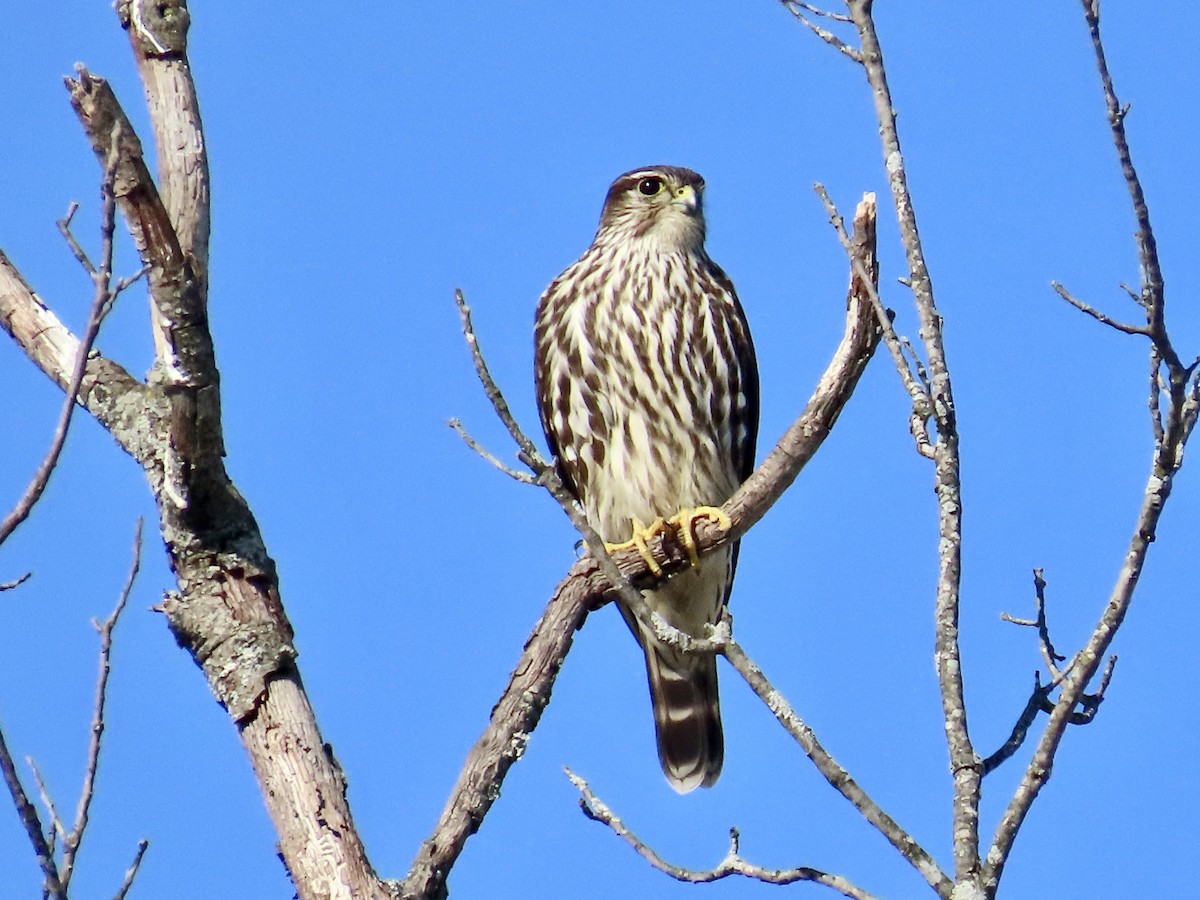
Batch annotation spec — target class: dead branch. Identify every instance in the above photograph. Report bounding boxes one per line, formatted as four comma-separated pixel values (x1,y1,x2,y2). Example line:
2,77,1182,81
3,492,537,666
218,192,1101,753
8,522,148,897
447,418,536,484
1080,0,1165,337
59,521,144,888
823,1,979,885
781,2,862,63
27,758,66,845
1000,569,1066,676
118,0,211,303
0,249,150,445
567,769,881,899
0,146,143,547
721,631,952,896
980,675,1054,777
0,5,387,897
450,289,650,624
113,839,150,900
0,724,64,898
1050,281,1147,336
982,647,1115,777
815,185,934,458
981,2,1200,892
1,524,145,897
0,572,32,592
401,561,595,900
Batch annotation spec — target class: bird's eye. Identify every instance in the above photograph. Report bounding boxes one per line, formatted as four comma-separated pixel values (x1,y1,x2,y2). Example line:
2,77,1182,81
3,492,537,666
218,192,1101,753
637,177,664,196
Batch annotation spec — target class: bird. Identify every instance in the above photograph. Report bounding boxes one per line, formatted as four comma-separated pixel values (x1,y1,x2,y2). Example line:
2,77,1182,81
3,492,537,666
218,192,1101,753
534,165,759,792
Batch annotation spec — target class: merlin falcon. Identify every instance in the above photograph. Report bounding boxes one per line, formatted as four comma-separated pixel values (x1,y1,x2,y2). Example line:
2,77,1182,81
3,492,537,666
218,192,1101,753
534,166,759,792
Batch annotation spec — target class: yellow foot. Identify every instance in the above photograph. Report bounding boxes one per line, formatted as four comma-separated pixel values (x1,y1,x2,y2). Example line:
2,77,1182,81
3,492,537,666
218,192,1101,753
666,506,732,569
605,517,670,576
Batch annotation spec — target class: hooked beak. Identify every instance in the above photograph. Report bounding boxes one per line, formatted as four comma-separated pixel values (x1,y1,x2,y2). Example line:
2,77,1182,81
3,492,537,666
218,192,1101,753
671,184,701,216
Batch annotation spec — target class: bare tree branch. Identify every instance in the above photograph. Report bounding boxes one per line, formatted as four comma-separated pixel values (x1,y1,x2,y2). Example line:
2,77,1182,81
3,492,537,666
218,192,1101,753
447,417,536,484
0,572,33,592
829,2,979,885
112,839,149,900
784,0,852,22
117,0,211,306
982,3,1199,891
781,2,862,63
721,630,952,896
0,146,143,547
3,7,386,898
1000,569,1066,675
26,758,67,847
450,289,650,623
1050,281,1147,336
0,724,65,899
980,675,1055,777
1080,0,1166,345
59,520,144,889
0,249,150,447
567,769,881,899
1148,344,1165,444
56,202,96,275
15,522,148,897
985,569,1117,776
815,185,934,458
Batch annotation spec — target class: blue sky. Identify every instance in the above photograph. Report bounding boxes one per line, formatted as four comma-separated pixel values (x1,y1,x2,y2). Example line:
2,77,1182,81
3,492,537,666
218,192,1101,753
1,3,1197,898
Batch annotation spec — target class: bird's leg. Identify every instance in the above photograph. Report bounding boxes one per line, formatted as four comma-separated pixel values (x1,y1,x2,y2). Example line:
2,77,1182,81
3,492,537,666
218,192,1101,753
605,517,669,576
666,506,732,569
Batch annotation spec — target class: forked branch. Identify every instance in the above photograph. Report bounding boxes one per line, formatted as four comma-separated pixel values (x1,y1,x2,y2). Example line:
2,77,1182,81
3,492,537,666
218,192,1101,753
0,146,145,546
1,5,386,897
568,769,881,899
821,1,978,885
0,522,147,898
982,2,1200,891
985,571,1117,775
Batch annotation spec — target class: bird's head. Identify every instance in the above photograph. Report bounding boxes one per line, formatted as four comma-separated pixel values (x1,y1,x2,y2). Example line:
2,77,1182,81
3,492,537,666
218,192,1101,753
595,166,707,254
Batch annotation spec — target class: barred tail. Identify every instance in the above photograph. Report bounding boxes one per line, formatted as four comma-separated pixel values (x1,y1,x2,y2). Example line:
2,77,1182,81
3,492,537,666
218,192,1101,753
644,642,723,793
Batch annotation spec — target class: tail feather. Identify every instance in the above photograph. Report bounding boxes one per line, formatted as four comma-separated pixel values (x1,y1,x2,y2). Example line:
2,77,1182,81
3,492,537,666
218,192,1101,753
645,642,723,793
617,544,735,791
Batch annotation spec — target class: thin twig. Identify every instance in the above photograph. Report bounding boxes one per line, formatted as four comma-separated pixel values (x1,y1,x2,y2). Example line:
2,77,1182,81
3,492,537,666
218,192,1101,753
1050,281,1148,336
1071,655,1117,723
1003,569,1067,675
0,725,65,898
899,335,930,391
57,202,96,275
781,2,862,62
787,0,852,22
0,572,33,592
453,290,649,621
0,137,144,547
567,769,880,899
61,520,143,888
1081,0,1166,345
447,417,535,484
112,839,150,900
27,758,67,844
815,184,935,459
980,675,1055,776
722,635,953,897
